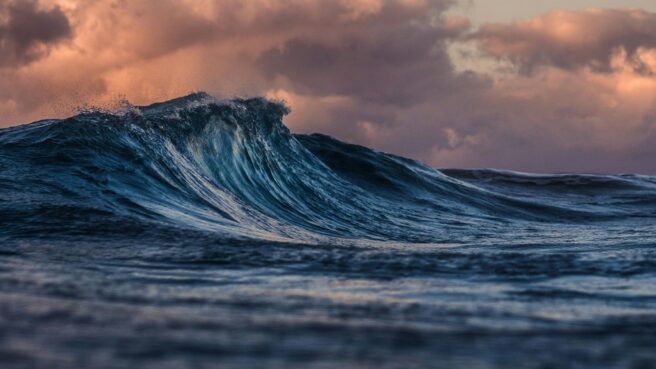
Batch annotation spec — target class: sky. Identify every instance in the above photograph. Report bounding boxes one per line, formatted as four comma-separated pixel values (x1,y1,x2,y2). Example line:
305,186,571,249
1,0,656,173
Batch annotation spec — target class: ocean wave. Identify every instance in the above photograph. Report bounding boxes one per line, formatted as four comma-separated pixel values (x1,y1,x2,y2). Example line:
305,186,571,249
1,92,655,244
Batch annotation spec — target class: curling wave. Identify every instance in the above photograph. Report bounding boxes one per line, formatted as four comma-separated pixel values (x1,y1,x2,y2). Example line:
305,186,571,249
1,92,655,244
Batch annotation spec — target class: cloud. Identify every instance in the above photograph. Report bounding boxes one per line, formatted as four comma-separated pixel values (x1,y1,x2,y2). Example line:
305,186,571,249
430,64,656,173
424,7,656,173
0,0,72,67
257,16,472,105
472,8,656,74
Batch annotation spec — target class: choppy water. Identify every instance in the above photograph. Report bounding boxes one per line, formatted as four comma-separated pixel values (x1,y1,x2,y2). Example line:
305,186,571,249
1,93,656,369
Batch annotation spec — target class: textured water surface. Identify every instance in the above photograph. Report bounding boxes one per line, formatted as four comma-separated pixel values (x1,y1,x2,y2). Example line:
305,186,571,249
1,93,655,368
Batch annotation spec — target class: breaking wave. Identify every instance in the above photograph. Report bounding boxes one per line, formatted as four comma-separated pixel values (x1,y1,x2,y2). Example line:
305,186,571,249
1,92,655,244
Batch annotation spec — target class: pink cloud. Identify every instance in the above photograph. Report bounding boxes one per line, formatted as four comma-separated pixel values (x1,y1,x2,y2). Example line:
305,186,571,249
473,8,656,74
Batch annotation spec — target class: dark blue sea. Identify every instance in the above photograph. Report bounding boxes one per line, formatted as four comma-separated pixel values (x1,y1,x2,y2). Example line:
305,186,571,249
1,93,656,369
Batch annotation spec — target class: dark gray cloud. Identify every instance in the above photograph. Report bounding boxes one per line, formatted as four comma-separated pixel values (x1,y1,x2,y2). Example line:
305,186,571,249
255,2,487,160
258,9,474,105
0,0,72,67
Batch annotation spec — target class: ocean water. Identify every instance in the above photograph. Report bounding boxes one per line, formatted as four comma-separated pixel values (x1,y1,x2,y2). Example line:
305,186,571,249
1,93,656,369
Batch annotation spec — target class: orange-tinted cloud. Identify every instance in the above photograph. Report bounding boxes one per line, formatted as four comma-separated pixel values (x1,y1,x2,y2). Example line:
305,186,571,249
0,0,458,124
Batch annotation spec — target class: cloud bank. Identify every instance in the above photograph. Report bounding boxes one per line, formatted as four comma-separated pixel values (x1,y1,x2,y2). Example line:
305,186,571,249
1,1,655,173
473,8,656,73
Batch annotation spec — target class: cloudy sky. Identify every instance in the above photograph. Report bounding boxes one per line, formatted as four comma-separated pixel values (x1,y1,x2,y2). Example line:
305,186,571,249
2,0,656,173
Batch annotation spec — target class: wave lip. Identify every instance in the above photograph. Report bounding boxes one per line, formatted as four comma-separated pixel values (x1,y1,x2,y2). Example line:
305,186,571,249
1,92,656,243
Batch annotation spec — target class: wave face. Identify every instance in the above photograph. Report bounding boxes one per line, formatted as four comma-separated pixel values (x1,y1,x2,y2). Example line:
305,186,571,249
2,92,654,242
2,93,656,369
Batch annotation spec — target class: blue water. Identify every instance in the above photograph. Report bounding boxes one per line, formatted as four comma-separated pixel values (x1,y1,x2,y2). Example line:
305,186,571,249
1,93,656,369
